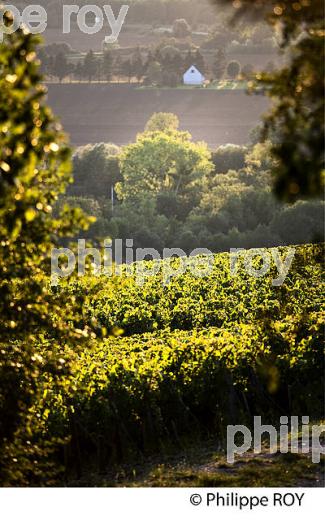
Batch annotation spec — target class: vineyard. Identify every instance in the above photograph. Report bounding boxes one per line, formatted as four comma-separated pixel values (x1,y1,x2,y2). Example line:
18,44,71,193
38,243,324,484
0,0,324,507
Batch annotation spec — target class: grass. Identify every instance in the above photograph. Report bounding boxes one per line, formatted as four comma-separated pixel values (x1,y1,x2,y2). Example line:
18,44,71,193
67,441,325,488
127,452,324,488
136,81,249,91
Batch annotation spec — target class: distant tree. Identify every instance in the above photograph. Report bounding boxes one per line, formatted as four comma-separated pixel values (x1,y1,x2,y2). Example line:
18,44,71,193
158,45,184,79
83,50,98,82
201,31,229,50
227,60,241,79
270,200,324,244
74,61,84,82
122,59,135,83
38,48,50,76
241,63,254,79
172,18,191,38
193,49,205,73
43,42,73,56
131,48,144,83
72,143,122,198
153,47,163,64
53,52,72,82
47,55,55,78
184,49,194,70
249,123,264,145
114,55,123,83
111,194,169,250
160,45,181,61
102,50,114,81
159,45,183,67
161,70,179,87
190,169,276,237
213,49,226,79
146,61,162,86
245,142,275,173
145,113,180,133
212,144,248,173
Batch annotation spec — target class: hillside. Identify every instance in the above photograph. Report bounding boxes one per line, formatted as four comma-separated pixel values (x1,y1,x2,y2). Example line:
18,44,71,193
46,84,269,147
42,243,324,485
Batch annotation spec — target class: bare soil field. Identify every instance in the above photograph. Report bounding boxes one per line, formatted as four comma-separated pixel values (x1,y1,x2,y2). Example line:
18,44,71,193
47,84,269,148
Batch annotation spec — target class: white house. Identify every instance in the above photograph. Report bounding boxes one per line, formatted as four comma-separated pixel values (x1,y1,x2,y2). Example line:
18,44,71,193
183,65,205,86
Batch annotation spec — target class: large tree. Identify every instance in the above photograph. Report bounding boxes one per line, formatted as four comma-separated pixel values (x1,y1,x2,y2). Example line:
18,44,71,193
0,14,91,484
117,127,214,208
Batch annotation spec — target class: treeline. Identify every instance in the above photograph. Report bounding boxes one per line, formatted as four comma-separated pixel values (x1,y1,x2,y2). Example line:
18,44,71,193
39,44,246,85
59,113,324,253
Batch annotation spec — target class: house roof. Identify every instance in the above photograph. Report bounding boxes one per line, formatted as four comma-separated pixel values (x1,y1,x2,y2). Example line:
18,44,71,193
183,65,204,77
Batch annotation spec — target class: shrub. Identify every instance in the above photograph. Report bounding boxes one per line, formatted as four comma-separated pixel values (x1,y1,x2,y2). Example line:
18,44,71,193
227,60,241,79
